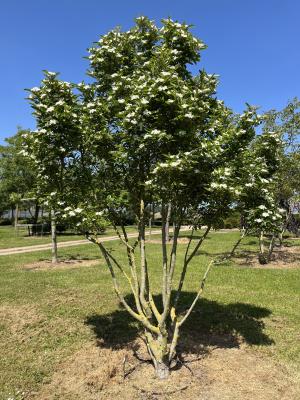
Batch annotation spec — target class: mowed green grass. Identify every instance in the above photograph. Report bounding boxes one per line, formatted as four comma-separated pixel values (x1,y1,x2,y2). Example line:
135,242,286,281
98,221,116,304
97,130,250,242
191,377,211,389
0,225,141,249
0,230,299,399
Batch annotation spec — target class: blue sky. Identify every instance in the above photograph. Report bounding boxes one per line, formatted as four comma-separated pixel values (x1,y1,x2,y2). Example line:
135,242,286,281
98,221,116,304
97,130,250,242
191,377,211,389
0,0,299,143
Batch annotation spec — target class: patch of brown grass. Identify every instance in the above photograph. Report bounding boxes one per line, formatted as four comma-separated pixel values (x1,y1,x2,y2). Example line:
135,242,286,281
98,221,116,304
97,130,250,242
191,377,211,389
0,304,43,337
21,259,100,271
31,338,300,400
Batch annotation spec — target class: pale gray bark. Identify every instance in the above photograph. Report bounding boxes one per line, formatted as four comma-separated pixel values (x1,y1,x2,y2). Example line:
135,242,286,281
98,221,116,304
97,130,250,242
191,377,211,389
267,234,276,262
230,228,248,257
258,230,275,265
84,206,218,379
14,203,19,232
165,202,171,242
51,209,58,264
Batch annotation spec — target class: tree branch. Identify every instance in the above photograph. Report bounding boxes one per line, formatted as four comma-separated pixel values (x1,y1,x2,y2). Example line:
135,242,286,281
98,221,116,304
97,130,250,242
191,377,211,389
177,259,214,327
161,203,168,307
96,240,159,334
174,225,211,309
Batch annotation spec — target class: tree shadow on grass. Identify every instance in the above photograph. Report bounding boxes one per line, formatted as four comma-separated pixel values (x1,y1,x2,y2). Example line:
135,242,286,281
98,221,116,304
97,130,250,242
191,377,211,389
178,234,212,241
85,292,273,357
197,248,259,262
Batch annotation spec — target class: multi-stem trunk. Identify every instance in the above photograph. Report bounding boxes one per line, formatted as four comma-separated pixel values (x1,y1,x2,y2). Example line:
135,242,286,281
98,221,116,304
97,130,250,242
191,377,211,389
267,233,276,262
145,332,170,379
258,230,276,265
90,211,214,379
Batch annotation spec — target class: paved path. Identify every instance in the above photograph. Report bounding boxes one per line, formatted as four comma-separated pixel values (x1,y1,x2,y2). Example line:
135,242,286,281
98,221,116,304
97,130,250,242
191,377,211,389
0,228,191,256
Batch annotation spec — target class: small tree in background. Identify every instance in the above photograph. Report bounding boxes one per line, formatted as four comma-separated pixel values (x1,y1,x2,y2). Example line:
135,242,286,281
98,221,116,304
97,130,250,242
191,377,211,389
0,129,37,224
27,17,272,378
234,130,284,264
263,98,300,238
25,72,83,262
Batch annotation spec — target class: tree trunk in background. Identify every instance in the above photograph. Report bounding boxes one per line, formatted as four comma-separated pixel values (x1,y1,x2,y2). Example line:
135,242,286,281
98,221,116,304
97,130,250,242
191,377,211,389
165,202,171,242
267,234,276,262
33,202,40,225
230,228,248,257
258,230,267,264
14,203,19,233
149,214,152,241
51,210,58,264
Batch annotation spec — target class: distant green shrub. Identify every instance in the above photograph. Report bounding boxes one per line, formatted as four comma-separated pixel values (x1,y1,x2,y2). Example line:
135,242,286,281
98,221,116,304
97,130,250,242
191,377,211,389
0,218,12,226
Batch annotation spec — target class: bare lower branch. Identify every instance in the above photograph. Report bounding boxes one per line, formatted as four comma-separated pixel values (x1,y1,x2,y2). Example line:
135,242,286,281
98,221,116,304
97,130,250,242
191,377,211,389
177,259,214,327
97,240,159,334
138,199,152,320
186,225,211,265
161,203,168,307
174,225,211,309
148,291,162,323
119,224,147,318
120,224,140,294
112,222,134,251
168,323,180,362
160,223,180,327
230,228,248,257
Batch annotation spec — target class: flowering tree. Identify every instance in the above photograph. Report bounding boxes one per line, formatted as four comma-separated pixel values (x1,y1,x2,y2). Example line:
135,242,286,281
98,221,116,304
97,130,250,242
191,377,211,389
27,17,266,378
231,129,284,263
263,99,300,238
26,72,82,262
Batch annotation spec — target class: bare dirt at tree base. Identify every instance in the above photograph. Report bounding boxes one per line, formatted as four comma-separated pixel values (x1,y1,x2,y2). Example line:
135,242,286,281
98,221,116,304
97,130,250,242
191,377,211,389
235,245,300,269
30,338,300,400
21,259,101,271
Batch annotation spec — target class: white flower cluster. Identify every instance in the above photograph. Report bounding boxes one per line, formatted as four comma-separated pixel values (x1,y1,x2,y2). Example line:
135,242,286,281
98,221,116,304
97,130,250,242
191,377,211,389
62,206,83,218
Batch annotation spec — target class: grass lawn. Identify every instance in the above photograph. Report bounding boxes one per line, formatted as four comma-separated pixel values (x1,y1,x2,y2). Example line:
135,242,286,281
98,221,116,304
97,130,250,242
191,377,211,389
0,230,299,399
0,225,143,249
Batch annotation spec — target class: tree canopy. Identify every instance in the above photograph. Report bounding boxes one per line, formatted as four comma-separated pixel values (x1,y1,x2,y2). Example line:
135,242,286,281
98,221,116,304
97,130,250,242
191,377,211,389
25,16,286,378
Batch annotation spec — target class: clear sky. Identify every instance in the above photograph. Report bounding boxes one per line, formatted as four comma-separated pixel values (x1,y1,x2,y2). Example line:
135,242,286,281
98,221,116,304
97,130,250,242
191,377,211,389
0,0,299,143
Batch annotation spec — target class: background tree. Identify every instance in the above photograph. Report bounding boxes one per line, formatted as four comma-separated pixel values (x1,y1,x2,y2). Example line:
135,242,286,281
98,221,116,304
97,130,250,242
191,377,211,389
25,72,83,262
263,98,300,237
0,128,37,224
27,17,269,378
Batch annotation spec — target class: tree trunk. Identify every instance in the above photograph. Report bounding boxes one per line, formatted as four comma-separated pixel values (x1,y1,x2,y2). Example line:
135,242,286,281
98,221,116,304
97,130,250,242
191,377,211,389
155,361,170,379
267,234,276,262
14,203,19,233
87,210,215,381
230,228,248,257
165,202,171,242
278,231,283,247
149,215,152,241
146,333,170,379
51,210,58,264
33,202,40,225
258,231,267,264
